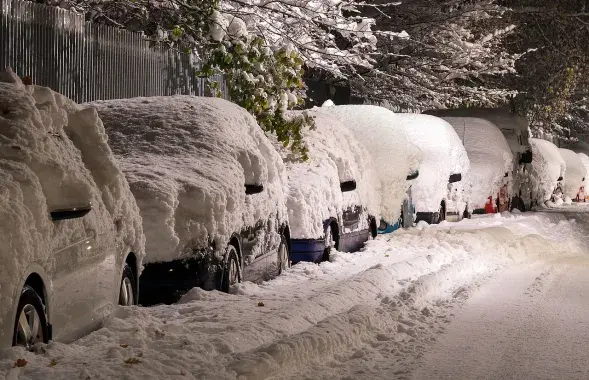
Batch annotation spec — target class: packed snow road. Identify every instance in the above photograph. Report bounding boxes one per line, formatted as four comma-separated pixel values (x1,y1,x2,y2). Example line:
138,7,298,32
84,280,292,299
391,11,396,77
1,209,588,380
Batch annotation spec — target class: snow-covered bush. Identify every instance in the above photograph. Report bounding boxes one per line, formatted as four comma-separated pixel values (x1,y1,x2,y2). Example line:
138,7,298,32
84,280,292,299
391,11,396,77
0,70,144,348
529,138,565,204
558,148,587,200
278,110,380,239
438,117,513,210
314,104,422,224
89,96,287,263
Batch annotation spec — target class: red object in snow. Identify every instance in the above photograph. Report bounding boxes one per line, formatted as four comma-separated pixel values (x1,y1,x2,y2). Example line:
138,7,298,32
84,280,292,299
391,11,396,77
485,196,496,214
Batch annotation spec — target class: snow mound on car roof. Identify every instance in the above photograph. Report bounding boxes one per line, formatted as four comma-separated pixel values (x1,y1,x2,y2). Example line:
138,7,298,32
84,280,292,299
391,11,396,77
439,117,513,209
279,110,380,239
396,114,470,213
529,138,565,202
0,69,144,347
315,104,422,224
559,148,587,199
89,96,287,263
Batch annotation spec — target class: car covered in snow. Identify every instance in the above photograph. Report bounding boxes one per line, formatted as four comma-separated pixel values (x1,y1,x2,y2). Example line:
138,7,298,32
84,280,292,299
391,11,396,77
559,148,587,203
528,138,566,207
0,70,145,350
280,110,380,263
396,114,470,224
564,142,589,202
433,117,513,214
90,96,290,305
314,104,422,233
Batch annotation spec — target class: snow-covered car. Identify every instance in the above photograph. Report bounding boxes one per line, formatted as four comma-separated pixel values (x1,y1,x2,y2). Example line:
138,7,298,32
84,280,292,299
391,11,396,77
564,142,589,202
434,117,513,214
396,114,470,224
281,110,380,263
529,138,566,207
426,107,533,211
576,153,589,201
0,71,144,351
314,104,422,233
559,148,587,202
90,96,290,305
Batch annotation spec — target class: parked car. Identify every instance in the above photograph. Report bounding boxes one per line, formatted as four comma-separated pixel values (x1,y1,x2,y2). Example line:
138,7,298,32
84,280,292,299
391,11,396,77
0,70,144,351
558,148,587,202
433,116,513,214
90,96,290,305
396,114,470,224
564,142,589,202
280,110,380,263
528,138,566,206
314,104,422,233
426,107,533,211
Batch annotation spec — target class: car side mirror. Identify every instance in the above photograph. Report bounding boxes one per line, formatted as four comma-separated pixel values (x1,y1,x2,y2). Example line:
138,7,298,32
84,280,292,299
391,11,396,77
448,173,462,183
519,150,533,164
340,180,357,192
245,184,264,195
50,204,92,221
406,170,419,181
504,172,509,177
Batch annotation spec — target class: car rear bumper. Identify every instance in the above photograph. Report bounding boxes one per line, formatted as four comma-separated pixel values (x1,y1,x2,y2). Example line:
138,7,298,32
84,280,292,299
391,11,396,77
290,238,325,263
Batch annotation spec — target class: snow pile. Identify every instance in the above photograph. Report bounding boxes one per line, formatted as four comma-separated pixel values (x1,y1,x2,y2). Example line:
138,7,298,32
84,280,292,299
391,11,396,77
89,96,287,263
559,148,586,199
314,104,422,224
577,153,589,191
397,114,470,213
279,110,380,239
529,138,565,203
438,117,513,209
0,69,144,348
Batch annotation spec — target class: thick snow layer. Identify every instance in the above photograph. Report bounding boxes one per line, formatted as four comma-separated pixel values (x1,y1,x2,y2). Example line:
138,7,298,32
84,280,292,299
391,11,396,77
397,114,470,213
314,104,422,223
529,138,566,203
1,211,584,379
577,153,589,190
438,117,513,209
559,148,587,199
279,110,380,239
0,71,144,347
89,96,287,263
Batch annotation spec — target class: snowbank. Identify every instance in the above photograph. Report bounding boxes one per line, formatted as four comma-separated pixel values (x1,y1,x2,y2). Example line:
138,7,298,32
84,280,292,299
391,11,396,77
559,148,587,199
0,70,144,348
529,138,565,203
89,96,287,263
396,114,470,213
438,117,513,209
314,104,422,224
280,110,380,239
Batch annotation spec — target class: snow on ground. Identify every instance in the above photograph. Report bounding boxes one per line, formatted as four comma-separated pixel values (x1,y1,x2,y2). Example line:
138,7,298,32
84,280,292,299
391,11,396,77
559,148,587,199
1,209,585,379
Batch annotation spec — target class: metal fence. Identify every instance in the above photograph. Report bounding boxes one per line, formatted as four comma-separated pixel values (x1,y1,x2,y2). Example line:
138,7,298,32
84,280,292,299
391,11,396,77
0,0,229,103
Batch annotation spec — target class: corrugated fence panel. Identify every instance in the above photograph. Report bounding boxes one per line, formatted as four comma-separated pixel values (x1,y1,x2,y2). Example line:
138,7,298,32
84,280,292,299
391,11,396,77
0,0,229,102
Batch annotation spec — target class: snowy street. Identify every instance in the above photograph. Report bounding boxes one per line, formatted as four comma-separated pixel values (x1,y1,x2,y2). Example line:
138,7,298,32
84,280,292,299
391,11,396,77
2,207,589,380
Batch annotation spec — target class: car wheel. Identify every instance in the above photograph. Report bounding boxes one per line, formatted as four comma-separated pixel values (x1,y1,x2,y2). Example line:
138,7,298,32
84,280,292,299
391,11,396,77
278,233,291,274
119,264,137,306
438,203,446,223
222,244,241,292
12,286,49,349
322,224,337,262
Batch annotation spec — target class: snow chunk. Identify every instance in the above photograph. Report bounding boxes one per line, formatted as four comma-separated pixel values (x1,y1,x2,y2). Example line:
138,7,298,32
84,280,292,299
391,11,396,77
559,148,587,199
89,96,287,263
529,138,565,203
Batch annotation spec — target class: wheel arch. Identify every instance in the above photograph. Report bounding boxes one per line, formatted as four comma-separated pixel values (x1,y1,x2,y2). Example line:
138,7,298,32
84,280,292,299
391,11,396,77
323,217,340,249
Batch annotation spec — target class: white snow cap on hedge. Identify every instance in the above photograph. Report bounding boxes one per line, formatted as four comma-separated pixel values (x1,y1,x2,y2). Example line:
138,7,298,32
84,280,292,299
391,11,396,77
280,110,381,239
529,138,565,202
438,117,513,209
315,104,422,224
396,114,470,213
89,96,287,263
559,148,587,199
0,70,144,346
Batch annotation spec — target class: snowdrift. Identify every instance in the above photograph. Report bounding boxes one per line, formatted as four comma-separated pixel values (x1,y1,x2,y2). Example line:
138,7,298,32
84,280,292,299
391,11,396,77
89,96,287,263
280,110,380,239
529,138,565,203
396,114,470,213
438,117,513,210
559,148,587,199
314,104,422,224
0,70,144,347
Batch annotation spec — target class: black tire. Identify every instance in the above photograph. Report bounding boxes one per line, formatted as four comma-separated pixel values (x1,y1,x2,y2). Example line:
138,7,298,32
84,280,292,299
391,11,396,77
399,211,405,229
322,224,337,262
119,264,137,306
12,285,49,349
369,217,378,238
278,232,291,275
221,244,241,292
438,202,446,223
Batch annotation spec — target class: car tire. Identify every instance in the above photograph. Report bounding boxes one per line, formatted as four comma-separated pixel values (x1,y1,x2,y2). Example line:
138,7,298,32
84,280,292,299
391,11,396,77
438,202,446,223
221,244,241,292
322,224,337,262
369,217,378,238
278,232,291,275
12,285,49,349
119,264,137,306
